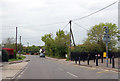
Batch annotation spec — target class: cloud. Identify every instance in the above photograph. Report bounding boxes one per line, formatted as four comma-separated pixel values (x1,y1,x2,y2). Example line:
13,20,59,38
1,0,118,46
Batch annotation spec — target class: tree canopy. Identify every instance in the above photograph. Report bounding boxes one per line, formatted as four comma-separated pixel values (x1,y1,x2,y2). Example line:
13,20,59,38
72,22,118,53
86,23,118,52
41,30,70,58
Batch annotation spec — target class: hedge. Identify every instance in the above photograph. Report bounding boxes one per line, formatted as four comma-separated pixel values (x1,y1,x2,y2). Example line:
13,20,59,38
2,49,9,62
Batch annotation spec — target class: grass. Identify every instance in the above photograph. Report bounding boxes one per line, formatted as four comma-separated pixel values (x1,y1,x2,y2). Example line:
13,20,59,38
8,55,26,62
66,57,70,61
46,54,66,59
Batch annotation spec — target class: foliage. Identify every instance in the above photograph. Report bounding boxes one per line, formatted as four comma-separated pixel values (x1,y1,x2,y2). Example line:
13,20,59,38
41,30,70,58
2,37,15,48
9,55,26,62
2,37,24,54
2,49,9,62
87,22,118,52
72,22,118,53
22,45,40,54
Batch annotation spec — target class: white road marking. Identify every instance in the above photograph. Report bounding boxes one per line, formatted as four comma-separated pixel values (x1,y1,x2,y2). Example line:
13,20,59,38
20,72,24,75
97,70,118,73
17,75,21,78
66,72,78,78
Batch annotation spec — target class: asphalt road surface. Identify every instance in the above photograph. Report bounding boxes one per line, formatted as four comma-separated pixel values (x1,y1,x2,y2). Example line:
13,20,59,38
16,55,118,79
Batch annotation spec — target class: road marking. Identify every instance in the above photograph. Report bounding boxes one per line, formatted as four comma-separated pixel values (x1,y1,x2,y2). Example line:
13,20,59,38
90,68,96,70
97,70,118,73
67,72,78,78
17,75,21,78
58,68,64,71
20,71,24,75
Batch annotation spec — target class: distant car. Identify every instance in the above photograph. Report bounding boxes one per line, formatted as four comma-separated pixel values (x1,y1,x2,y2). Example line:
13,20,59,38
34,53,38,55
40,53,45,57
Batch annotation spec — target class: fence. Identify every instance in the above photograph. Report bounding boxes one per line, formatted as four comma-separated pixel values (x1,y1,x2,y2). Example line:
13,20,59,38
71,52,120,61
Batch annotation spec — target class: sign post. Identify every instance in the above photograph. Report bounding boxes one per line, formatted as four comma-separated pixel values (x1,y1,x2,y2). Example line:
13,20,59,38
103,26,111,67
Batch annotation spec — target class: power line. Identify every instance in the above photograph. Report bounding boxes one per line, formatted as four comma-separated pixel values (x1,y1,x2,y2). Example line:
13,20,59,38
62,23,69,30
1,21,67,28
72,21,88,31
37,21,67,26
1,1,117,30
73,1,118,21
0,1,117,30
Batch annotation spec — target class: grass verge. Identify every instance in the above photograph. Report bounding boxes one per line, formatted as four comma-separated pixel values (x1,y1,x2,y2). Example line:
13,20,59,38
9,55,26,62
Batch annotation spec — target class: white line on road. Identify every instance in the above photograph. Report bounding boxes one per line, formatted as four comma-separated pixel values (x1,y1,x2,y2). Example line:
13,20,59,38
66,72,78,78
20,71,24,75
17,75,21,78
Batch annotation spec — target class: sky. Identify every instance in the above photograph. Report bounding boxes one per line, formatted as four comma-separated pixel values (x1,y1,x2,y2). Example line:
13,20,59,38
0,0,118,46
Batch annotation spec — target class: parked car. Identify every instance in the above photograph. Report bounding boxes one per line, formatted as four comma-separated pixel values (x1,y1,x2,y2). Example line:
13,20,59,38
40,53,45,58
34,53,38,55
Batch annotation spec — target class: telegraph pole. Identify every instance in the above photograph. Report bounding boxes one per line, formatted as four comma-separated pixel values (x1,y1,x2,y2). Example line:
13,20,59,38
20,36,21,55
15,27,18,59
69,20,72,60
27,42,29,47
71,28,76,47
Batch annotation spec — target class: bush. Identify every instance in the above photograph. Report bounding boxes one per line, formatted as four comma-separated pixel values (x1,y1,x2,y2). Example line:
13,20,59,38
2,49,9,62
0,51,2,62
21,52,26,55
18,56,22,59
31,52,34,55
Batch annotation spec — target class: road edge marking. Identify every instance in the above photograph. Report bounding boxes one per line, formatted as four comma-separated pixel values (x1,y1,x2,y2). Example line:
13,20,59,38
66,72,78,78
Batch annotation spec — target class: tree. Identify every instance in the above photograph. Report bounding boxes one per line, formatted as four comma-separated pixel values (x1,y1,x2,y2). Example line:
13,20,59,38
54,30,70,57
87,23,118,51
2,37,24,53
41,30,70,58
41,33,54,56
2,37,15,48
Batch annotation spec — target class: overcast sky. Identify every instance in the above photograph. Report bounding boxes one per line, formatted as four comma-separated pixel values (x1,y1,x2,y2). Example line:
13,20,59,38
0,0,118,46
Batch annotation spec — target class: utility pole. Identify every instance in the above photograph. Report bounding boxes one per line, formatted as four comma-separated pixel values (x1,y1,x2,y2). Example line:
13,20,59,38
71,28,76,47
69,20,72,60
20,36,21,55
27,42,29,47
15,27,18,59
27,42,29,54
106,26,109,67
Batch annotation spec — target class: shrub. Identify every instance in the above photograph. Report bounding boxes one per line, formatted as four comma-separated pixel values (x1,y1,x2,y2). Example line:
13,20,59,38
17,56,22,59
2,49,9,62
0,51,2,62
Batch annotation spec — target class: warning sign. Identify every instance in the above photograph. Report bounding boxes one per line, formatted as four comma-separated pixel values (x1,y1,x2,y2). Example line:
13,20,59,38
103,52,106,58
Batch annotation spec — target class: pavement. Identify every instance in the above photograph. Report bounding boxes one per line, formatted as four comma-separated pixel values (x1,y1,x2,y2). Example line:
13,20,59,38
2,62,28,79
0,58,30,80
46,56,119,72
14,55,118,79
0,62,3,67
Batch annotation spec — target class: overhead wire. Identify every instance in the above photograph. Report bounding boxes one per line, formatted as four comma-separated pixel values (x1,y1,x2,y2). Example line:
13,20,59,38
1,1,117,31
73,1,118,21
1,21,67,28
72,21,88,31
62,23,69,30
1,1,118,43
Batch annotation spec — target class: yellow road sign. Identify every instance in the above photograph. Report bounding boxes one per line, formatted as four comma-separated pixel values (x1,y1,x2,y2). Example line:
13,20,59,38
103,52,106,58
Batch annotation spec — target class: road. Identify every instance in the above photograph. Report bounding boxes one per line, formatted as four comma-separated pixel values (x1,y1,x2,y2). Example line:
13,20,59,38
16,55,118,79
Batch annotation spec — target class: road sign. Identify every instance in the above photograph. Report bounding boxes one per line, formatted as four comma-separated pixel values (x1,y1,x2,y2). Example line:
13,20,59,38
103,52,106,58
105,27,109,33
103,35,111,42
